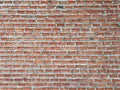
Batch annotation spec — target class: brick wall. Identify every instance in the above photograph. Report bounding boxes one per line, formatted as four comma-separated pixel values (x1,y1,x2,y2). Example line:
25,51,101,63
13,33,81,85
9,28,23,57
0,0,120,90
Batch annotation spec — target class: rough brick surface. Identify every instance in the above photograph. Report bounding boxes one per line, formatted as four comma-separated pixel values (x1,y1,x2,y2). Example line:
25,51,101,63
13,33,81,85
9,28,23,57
0,0,120,90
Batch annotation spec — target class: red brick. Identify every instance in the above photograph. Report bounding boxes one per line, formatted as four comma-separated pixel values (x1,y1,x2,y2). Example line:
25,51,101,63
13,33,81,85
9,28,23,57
0,0,119,89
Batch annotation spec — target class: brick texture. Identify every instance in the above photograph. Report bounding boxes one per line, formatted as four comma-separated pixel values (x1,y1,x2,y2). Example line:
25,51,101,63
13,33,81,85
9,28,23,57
0,0,120,90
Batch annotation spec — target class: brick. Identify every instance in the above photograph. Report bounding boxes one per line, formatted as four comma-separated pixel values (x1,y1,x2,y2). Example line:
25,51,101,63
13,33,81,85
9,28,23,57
0,0,119,90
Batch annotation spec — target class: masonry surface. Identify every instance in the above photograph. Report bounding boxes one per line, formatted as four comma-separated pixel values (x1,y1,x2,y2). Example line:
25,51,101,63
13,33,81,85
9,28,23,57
0,0,120,90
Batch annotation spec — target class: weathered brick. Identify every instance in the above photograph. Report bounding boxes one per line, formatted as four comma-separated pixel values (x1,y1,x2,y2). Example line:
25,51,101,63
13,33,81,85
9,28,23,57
0,0,119,89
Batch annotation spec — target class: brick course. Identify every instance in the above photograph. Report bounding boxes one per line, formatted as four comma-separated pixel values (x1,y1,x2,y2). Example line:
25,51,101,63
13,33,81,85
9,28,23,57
0,0,120,90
